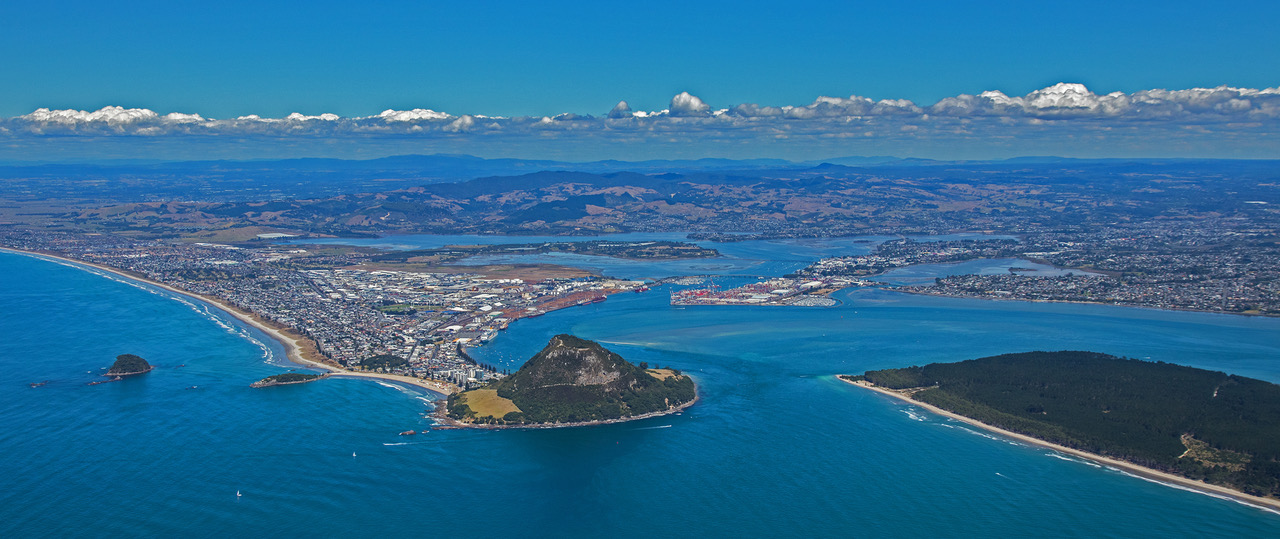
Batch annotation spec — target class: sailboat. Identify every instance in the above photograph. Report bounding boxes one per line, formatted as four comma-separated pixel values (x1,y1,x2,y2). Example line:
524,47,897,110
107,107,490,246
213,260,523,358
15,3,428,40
236,490,242,497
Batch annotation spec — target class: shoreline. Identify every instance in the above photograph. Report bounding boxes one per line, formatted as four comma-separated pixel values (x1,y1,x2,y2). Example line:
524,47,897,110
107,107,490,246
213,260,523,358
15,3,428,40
893,287,1279,319
836,375,1280,514
433,393,700,430
827,252,1271,319
0,246,458,397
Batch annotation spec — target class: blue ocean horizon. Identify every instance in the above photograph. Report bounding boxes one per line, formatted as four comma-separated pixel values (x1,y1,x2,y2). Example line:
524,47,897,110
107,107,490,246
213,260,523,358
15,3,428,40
2,248,1279,537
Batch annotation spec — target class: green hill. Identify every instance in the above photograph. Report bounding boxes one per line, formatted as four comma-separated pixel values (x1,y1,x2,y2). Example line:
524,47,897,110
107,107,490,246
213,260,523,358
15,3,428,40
360,354,407,371
447,335,696,426
851,351,1280,497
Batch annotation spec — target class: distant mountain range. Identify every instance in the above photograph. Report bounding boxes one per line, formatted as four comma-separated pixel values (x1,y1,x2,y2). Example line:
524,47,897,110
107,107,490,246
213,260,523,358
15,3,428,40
3,152,1239,180
0,153,899,178
13,154,1274,240
5,153,1271,204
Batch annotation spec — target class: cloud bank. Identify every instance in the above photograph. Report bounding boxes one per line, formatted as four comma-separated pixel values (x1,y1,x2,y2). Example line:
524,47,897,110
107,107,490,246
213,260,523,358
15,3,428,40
3,83,1278,160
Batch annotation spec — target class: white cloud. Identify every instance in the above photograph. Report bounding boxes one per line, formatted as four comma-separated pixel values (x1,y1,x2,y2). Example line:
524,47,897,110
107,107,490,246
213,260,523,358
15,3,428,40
923,84,1280,120
376,108,451,122
1024,83,1097,109
163,112,206,123
20,106,159,126
444,115,474,132
4,84,1278,147
607,101,633,119
669,92,710,116
284,112,340,122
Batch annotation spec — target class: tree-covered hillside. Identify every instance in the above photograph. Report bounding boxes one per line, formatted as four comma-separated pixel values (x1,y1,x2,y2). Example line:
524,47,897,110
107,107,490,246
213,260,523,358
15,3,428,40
447,335,696,425
855,351,1280,497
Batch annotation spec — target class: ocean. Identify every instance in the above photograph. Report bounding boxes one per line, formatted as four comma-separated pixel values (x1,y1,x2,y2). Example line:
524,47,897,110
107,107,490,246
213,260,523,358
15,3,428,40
2,246,1279,537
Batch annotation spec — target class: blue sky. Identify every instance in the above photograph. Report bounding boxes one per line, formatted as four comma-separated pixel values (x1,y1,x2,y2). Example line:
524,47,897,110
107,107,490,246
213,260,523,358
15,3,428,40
2,1,1277,161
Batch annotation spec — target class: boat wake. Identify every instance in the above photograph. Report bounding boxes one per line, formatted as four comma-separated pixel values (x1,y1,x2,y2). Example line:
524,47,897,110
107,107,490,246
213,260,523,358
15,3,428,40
632,424,672,430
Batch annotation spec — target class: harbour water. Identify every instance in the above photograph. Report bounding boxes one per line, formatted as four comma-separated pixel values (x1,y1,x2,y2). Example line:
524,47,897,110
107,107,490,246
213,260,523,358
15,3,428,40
2,246,1279,537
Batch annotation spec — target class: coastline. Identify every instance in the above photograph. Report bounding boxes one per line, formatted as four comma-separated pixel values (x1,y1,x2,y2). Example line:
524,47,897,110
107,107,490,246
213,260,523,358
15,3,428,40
0,246,458,397
836,375,1280,513
837,252,1271,319
433,392,699,430
891,284,1278,319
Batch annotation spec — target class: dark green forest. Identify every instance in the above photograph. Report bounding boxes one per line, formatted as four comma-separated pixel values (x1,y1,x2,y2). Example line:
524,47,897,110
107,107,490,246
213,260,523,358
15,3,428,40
853,351,1280,497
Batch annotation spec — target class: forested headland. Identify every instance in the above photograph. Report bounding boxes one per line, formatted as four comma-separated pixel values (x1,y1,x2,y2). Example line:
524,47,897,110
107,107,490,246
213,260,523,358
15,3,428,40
846,351,1280,498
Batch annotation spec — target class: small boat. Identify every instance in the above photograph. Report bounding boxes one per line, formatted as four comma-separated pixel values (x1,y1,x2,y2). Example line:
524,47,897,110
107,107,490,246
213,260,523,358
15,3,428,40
399,430,416,436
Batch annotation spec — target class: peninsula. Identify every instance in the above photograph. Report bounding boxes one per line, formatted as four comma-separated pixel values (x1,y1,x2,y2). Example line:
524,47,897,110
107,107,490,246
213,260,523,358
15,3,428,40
442,335,697,427
251,372,328,388
841,351,1280,510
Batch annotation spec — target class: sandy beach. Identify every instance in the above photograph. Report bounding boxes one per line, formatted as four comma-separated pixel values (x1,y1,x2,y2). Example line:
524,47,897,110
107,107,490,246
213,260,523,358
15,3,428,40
1,246,459,397
836,375,1280,513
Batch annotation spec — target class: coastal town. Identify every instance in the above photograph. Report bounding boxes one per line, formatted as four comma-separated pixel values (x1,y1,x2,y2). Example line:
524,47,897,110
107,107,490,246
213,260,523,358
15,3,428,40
786,229,1280,315
3,215,1278,390
669,226,1280,315
5,199,1280,517
0,229,654,392
2,174,1278,390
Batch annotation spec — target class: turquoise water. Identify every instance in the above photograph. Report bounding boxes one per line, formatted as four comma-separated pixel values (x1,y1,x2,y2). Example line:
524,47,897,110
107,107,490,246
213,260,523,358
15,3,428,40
2,250,1280,537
